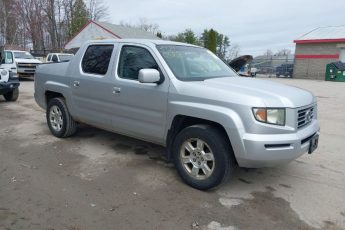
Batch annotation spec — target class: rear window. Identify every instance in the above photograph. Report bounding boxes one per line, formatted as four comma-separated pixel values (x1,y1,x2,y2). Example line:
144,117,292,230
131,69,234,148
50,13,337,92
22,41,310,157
82,45,114,75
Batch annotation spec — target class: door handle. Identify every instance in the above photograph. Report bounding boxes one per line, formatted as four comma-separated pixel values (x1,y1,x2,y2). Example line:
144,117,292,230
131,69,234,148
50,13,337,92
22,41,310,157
112,87,121,94
73,81,80,87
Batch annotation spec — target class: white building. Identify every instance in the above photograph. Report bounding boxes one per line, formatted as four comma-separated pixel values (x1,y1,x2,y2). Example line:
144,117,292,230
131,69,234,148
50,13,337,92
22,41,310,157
64,20,159,50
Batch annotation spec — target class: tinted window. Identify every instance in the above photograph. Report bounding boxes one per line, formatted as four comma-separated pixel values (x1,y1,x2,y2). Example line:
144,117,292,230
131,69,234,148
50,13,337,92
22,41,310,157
82,45,114,75
52,55,58,62
118,46,159,80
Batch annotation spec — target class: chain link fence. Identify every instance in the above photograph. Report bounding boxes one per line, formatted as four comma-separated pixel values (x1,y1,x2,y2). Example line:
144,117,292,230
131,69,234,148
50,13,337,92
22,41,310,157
251,56,295,77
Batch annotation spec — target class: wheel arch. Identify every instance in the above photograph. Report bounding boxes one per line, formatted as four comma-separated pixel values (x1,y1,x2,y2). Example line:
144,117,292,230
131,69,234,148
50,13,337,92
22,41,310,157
166,114,239,165
45,90,64,105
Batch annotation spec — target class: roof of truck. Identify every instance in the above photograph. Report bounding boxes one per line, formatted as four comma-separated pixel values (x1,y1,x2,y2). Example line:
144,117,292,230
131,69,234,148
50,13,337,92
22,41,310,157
47,53,74,56
84,38,200,47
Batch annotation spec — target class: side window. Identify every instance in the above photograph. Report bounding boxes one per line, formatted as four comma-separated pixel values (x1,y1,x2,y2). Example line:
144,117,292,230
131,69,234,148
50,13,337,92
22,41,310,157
52,55,58,62
47,54,52,62
118,46,159,80
2,51,13,64
82,45,114,75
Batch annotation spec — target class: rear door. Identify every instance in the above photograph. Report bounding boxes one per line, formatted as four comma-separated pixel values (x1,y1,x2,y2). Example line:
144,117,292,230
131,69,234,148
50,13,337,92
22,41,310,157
110,44,170,144
70,44,117,128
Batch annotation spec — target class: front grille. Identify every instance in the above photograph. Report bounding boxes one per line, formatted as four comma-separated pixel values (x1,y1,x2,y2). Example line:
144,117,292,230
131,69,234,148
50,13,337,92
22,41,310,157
297,106,314,129
17,63,38,69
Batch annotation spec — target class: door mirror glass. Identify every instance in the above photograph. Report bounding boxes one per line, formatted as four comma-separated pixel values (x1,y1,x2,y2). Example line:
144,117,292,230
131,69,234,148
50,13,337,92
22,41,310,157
138,69,160,84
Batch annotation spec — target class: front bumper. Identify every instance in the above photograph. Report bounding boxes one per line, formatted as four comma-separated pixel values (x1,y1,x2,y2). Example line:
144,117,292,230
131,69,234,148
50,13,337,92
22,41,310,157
236,120,320,168
0,80,20,94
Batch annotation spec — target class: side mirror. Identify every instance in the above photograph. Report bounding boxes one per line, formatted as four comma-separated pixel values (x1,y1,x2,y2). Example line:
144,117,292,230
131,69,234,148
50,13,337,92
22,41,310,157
138,69,161,84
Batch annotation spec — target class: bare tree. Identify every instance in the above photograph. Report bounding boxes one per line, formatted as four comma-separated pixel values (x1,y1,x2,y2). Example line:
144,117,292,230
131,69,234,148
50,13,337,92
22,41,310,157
0,0,18,46
41,0,59,49
137,17,159,34
15,0,46,50
120,18,160,35
264,49,273,57
228,44,240,61
87,0,108,21
276,48,291,56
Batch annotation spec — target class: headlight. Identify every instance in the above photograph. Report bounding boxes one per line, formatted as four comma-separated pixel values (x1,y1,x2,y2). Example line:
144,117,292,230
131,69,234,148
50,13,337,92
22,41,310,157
1,70,8,76
253,108,285,126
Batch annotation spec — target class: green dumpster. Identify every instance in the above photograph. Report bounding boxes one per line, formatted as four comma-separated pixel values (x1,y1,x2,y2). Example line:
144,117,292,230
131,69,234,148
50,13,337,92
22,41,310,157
325,62,345,82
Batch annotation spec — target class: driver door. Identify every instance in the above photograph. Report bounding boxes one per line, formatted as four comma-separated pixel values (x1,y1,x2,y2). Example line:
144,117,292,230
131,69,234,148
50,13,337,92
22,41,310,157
110,44,169,144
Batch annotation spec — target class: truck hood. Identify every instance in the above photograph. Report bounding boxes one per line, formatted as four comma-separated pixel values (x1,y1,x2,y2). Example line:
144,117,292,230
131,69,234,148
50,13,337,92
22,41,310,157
15,58,42,64
190,77,315,108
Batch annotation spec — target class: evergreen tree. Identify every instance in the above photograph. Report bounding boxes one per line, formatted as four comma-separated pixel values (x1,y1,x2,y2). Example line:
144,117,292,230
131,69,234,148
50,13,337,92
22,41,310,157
156,32,163,38
201,29,229,58
173,29,199,45
69,0,90,39
207,29,217,54
183,29,198,45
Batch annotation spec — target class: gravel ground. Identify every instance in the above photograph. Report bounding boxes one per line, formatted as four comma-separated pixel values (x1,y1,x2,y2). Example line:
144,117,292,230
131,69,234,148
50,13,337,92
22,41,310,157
0,77,344,230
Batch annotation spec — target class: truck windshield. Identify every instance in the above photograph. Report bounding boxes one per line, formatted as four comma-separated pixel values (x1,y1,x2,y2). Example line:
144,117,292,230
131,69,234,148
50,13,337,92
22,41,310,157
14,52,35,59
156,45,237,81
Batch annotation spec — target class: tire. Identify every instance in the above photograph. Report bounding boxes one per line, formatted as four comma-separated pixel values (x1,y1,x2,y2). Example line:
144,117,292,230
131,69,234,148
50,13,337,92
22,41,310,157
173,124,236,190
46,97,77,138
3,88,19,101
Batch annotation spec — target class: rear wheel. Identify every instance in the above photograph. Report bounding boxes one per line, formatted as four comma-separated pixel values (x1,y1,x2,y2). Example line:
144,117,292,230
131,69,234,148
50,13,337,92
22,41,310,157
3,88,19,102
173,124,236,190
47,98,77,138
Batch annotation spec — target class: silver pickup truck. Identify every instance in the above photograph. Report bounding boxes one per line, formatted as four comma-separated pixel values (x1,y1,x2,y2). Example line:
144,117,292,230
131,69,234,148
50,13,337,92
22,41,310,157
34,39,320,190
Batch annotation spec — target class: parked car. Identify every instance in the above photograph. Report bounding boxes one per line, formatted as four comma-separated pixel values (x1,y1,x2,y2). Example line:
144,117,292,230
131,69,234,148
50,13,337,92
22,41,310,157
276,64,294,78
46,53,74,63
0,50,42,78
228,55,255,77
34,39,320,190
0,68,20,101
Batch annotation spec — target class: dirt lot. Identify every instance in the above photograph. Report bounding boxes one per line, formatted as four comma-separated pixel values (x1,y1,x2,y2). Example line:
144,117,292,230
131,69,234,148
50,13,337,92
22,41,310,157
0,78,344,230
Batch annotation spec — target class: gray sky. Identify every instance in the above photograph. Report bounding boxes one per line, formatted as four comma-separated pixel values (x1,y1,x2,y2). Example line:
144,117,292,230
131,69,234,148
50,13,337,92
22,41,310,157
103,0,345,56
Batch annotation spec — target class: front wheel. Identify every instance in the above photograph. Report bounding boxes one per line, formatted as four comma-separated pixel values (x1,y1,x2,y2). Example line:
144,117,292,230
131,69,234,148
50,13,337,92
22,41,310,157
173,124,236,190
46,97,77,138
4,88,19,101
